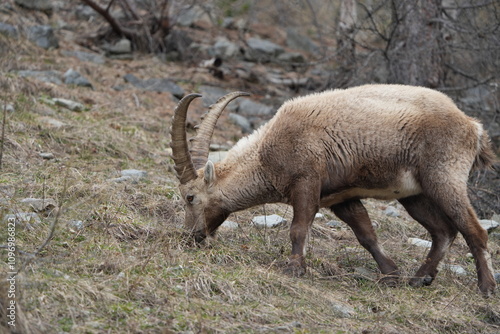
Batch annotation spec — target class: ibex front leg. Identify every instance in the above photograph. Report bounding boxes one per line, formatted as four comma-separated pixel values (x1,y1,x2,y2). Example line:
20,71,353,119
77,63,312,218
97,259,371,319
285,179,320,276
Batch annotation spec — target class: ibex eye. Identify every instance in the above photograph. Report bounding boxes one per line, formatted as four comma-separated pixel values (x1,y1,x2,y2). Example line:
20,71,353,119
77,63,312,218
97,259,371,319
186,195,194,203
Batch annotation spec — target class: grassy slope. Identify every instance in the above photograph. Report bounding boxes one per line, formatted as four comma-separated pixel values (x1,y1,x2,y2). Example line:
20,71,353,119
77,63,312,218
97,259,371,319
0,27,499,334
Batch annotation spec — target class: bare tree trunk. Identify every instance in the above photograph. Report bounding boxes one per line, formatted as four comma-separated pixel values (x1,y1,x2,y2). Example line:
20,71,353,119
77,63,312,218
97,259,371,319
335,0,357,87
387,0,444,87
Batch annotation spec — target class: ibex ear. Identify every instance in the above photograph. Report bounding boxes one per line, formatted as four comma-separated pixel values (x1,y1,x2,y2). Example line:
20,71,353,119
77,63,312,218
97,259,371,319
203,161,216,186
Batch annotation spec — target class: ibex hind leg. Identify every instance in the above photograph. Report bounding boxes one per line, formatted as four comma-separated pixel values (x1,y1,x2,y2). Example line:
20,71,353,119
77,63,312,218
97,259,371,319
422,177,496,297
398,195,458,288
331,199,400,286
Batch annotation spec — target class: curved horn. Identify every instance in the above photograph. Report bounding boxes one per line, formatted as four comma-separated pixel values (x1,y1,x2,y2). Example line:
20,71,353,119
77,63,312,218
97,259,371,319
190,91,250,169
170,93,202,184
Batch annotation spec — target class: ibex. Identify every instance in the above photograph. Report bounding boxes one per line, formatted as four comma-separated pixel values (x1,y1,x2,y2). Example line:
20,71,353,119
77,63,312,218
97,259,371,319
170,84,497,296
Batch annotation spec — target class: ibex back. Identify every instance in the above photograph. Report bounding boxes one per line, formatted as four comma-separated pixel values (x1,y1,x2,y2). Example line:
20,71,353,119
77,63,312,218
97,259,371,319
170,84,497,297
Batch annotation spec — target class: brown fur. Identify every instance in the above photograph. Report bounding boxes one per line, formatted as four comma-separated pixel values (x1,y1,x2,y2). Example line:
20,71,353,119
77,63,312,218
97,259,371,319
174,84,497,296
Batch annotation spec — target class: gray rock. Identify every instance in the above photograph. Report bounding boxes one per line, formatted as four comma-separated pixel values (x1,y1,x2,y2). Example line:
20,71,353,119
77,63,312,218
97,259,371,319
238,98,273,117
20,197,57,213
198,85,233,109
53,98,84,112
176,5,211,27
479,219,499,233
121,169,147,179
286,28,319,54
331,301,356,318
353,267,378,281
495,273,500,283
123,74,184,98
384,205,400,217
1,103,14,112
252,214,286,228
277,52,305,63
315,213,324,219
164,29,193,56
220,221,239,229
0,23,18,37
229,113,252,133
39,152,55,160
245,37,284,62
211,37,240,59
39,117,67,129
68,220,84,230
208,151,228,163
27,25,59,49
14,0,53,11
326,220,343,228
490,232,500,241
107,39,132,55
18,70,63,85
4,212,41,226
75,5,96,21
63,69,92,88
408,237,432,248
61,50,105,64
443,264,467,276
221,17,235,29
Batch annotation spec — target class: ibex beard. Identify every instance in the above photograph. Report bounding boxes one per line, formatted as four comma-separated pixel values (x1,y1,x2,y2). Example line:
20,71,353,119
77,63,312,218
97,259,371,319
170,85,497,297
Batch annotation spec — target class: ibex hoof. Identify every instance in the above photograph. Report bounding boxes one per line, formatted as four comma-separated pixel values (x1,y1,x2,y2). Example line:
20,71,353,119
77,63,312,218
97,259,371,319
379,274,400,287
409,275,434,287
283,255,306,277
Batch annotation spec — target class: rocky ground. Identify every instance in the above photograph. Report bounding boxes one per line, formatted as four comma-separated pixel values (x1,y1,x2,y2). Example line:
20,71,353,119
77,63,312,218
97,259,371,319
0,1,499,333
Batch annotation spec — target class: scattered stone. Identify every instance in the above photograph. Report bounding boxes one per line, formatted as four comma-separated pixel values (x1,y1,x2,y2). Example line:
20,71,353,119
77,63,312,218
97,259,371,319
245,37,284,62
331,301,356,318
220,221,239,229
211,37,240,59
238,98,274,117
67,220,84,230
198,85,232,109
208,151,228,163
20,197,57,215
164,29,193,57
4,212,41,227
408,237,432,248
61,50,105,64
479,219,499,233
495,273,500,283
75,5,96,21
39,152,55,160
277,52,306,63
53,98,84,112
123,74,184,98
266,73,309,88
443,264,467,276
18,70,63,85
111,169,148,183
27,25,59,49
63,69,93,88
384,206,400,217
252,214,286,228
121,169,147,179
326,220,343,228
1,103,15,112
39,117,67,129
14,0,53,11
286,28,319,54
176,5,211,28
315,213,324,219
0,22,18,37
229,113,252,133
489,233,500,241
107,38,132,55
353,267,378,281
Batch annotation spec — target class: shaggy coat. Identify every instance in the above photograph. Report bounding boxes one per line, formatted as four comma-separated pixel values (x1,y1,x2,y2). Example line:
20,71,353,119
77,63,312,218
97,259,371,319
171,84,496,296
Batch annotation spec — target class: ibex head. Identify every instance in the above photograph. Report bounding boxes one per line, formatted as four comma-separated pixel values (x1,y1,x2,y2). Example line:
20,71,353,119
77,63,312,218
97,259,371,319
170,92,250,242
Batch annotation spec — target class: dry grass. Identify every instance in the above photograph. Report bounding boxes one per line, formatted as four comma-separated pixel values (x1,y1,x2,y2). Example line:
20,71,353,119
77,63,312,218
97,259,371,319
0,16,499,334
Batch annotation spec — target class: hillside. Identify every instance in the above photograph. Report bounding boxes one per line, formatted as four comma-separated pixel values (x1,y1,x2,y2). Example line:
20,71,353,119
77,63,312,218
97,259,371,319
0,1,499,333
